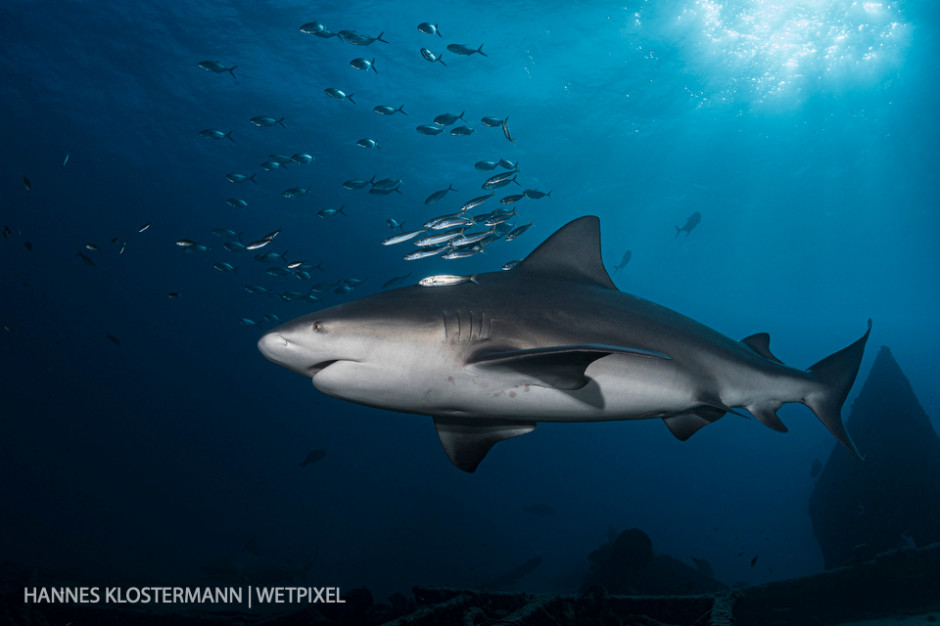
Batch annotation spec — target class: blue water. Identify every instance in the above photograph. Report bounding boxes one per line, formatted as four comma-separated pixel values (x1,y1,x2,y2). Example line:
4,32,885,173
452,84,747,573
1,0,938,603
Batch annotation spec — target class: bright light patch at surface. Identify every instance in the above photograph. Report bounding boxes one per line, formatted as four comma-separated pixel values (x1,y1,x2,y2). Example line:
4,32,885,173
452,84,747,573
672,0,909,104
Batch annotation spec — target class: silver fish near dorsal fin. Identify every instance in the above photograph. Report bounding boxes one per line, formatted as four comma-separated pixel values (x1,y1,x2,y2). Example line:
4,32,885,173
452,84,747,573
433,417,536,472
517,216,617,290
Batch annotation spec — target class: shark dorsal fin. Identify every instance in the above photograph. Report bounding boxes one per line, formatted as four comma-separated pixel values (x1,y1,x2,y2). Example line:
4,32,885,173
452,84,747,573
517,216,617,290
741,333,782,364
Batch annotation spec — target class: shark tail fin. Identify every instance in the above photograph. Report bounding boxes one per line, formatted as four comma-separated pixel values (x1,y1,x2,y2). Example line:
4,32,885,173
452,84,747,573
803,319,872,460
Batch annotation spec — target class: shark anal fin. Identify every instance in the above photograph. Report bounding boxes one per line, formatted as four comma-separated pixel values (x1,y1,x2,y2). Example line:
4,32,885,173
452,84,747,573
434,417,536,472
469,344,670,390
741,332,783,364
748,403,788,432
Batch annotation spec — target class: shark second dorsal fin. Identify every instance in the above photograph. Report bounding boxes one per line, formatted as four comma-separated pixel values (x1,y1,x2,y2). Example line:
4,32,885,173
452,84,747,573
741,332,783,364
517,216,617,290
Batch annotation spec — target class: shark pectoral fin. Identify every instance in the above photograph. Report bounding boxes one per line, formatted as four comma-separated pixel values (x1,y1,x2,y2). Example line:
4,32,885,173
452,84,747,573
748,403,788,432
741,333,783,364
469,344,670,390
663,412,716,441
433,417,536,473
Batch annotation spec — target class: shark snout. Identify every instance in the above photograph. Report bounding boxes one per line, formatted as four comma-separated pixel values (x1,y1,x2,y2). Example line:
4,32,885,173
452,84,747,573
257,332,310,376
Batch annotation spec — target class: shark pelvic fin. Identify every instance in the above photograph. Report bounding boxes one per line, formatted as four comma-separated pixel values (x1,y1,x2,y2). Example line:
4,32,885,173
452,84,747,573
663,413,714,441
469,344,670,390
741,332,783,364
433,417,536,473
517,216,617,290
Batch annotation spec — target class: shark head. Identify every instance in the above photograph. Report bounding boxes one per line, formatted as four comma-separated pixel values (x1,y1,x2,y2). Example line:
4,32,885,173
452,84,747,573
258,293,455,407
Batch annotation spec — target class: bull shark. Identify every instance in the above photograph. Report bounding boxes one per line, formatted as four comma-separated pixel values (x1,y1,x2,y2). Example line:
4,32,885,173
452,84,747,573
258,216,871,472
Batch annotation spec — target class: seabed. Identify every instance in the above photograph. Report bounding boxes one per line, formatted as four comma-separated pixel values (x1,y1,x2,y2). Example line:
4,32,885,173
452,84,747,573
3,543,940,625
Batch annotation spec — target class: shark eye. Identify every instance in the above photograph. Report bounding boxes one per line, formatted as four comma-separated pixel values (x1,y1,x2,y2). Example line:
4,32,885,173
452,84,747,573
313,321,323,332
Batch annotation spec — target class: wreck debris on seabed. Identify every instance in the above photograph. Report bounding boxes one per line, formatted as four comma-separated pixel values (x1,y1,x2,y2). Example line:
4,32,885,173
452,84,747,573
390,544,940,626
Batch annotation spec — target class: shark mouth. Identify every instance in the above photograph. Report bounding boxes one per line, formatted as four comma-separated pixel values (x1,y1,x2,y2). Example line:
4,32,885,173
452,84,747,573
309,360,339,376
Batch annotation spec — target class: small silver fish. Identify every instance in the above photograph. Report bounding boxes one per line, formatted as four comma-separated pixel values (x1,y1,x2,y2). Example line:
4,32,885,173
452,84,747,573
176,239,196,247
343,177,375,190
372,178,402,190
250,116,285,128
420,48,447,66
475,160,498,171
524,189,552,199
446,43,487,57
281,187,310,199
414,229,465,247
505,221,533,241
481,116,505,127
419,274,479,287
424,183,456,205
433,111,464,126
501,117,513,142
213,262,239,273
461,192,495,211
356,138,380,149
337,30,388,46
373,104,407,115
501,193,525,205
441,247,483,260
416,125,444,136
450,126,474,136
137,223,151,233
417,23,442,37
383,229,425,246
483,168,520,188
350,57,377,73
502,259,523,270
63,152,70,166
299,22,334,37
225,172,257,184
260,160,286,171
245,239,271,251
482,174,518,190
324,88,356,103
291,153,314,164
318,205,347,218
197,60,237,79
226,198,248,208
403,247,447,261
199,129,233,142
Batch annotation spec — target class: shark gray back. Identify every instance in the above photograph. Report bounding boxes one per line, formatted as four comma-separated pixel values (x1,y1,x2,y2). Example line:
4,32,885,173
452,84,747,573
259,216,871,472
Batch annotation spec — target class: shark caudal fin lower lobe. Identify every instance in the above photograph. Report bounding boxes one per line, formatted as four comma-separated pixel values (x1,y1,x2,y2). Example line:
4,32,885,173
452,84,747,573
803,319,872,459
